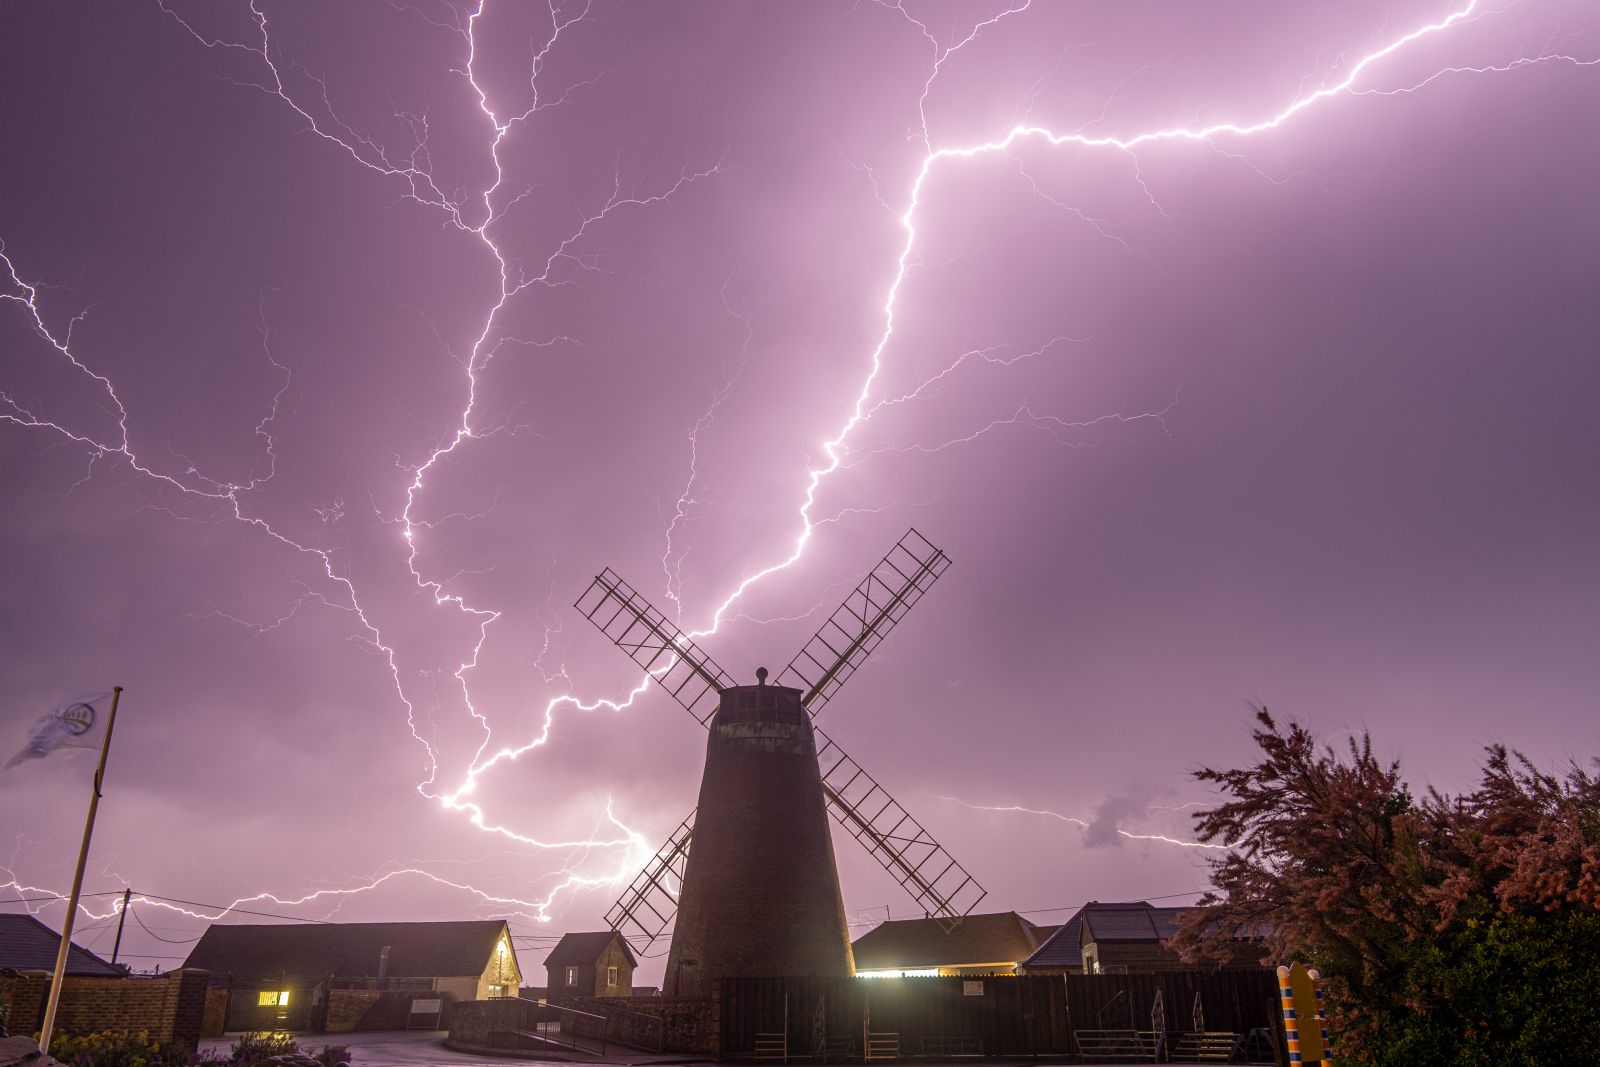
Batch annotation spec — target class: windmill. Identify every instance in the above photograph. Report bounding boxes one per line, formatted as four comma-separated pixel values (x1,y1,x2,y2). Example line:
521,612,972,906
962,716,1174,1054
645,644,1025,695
574,529,986,994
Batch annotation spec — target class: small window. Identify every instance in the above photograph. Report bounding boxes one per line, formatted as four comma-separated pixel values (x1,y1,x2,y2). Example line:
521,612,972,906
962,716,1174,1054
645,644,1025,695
257,990,290,1006
567,966,578,986
607,966,618,988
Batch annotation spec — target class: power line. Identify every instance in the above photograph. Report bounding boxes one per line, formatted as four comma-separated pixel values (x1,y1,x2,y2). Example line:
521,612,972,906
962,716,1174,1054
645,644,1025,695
131,906,204,945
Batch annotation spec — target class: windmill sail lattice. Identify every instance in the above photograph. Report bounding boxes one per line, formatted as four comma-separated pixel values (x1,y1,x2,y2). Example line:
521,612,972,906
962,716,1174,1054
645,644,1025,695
574,567,732,725
777,529,950,714
603,810,695,949
576,529,985,952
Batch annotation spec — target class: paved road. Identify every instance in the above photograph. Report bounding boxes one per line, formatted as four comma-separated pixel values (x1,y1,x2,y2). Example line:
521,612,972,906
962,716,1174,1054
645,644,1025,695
200,1030,569,1066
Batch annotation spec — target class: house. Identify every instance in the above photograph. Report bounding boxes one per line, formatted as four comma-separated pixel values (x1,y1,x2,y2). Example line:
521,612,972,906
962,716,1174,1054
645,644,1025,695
1021,901,1269,975
0,913,123,977
1016,905,1090,975
183,920,521,1032
850,912,1056,977
544,931,636,1000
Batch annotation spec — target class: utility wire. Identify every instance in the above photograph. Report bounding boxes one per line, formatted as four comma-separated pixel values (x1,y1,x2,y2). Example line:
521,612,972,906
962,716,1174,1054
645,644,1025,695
132,907,205,945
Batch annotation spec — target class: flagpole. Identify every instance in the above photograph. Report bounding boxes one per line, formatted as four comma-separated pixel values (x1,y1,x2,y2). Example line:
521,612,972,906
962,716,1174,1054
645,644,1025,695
38,686,123,1054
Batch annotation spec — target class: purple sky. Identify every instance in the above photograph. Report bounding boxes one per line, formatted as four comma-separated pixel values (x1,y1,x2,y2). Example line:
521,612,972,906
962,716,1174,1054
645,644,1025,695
3,1,1597,981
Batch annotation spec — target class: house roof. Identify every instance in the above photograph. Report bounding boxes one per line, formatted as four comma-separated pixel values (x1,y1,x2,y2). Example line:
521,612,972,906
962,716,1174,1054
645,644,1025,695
851,912,1049,970
544,931,637,969
0,913,122,977
1081,903,1188,943
1021,907,1091,969
183,920,516,981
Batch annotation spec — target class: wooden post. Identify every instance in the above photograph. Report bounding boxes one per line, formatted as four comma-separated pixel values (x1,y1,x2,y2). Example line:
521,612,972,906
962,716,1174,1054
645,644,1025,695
38,686,124,1053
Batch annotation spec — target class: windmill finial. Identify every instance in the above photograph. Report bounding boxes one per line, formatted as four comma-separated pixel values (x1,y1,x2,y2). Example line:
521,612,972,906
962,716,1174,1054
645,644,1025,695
756,666,768,686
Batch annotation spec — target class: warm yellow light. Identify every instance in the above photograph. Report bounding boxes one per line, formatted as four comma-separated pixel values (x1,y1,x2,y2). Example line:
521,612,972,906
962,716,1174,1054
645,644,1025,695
855,968,939,979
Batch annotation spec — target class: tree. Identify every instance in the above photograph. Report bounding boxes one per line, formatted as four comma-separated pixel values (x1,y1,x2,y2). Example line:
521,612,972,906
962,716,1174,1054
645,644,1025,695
1172,709,1600,1065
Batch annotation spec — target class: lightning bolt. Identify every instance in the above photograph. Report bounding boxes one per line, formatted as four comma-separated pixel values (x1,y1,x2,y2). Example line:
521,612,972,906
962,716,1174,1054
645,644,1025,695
4,0,1591,944
941,796,1228,851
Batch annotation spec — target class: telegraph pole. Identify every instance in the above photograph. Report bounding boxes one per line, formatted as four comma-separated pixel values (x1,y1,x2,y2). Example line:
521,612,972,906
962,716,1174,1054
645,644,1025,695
110,888,132,968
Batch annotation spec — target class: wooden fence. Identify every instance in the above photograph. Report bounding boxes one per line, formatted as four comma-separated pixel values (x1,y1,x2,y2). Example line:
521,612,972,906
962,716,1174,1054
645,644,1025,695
718,971,1284,1063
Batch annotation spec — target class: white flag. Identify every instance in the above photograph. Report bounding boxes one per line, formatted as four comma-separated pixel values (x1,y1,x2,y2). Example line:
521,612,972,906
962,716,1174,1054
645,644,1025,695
6,693,112,769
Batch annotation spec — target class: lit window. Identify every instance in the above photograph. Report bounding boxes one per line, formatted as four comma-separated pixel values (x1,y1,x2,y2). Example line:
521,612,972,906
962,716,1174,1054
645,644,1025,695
257,990,291,1006
567,966,578,986
607,966,618,988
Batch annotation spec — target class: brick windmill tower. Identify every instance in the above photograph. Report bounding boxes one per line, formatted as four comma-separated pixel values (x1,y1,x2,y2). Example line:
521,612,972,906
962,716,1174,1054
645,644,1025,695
575,530,986,996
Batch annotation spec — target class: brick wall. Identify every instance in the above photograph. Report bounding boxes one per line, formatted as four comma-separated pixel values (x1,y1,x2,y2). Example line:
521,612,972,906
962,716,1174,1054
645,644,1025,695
0,970,209,1050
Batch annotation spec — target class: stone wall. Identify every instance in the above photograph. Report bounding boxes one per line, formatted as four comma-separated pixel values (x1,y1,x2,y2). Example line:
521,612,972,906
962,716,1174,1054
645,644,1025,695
572,994,718,1054
323,989,454,1033
200,988,228,1039
0,970,209,1050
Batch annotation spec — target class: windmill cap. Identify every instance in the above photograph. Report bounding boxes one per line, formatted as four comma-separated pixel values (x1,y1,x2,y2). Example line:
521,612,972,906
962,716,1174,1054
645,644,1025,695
756,666,769,685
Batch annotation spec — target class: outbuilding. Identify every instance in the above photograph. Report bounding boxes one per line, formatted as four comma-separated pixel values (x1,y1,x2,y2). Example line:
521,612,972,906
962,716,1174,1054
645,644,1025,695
183,919,521,1033
850,912,1055,977
0,913,123,976
543,931,636,1001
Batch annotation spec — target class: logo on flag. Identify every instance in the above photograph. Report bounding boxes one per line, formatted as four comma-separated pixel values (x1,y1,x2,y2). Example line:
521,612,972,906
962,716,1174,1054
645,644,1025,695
6,693,112,769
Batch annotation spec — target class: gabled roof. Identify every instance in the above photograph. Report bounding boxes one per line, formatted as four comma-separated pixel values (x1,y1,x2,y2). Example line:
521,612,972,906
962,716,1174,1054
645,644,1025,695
0,913,122,976
1021,906,1092,969
544,931,637,969
851,912,1048,970
183,920,515,981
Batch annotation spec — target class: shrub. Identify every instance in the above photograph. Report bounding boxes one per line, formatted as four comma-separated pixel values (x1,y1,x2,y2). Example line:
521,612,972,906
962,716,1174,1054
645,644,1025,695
228,1032,299,1064
47,1029,211,1067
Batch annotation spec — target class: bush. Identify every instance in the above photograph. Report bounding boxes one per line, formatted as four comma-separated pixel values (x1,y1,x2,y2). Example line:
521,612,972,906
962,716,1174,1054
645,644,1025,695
47,1029,213,1067
226,1032,349,1067
227,1033,298,1064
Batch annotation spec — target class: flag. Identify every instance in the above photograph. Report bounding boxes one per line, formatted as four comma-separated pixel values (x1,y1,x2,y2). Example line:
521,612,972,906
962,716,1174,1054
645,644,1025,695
6,693,113,769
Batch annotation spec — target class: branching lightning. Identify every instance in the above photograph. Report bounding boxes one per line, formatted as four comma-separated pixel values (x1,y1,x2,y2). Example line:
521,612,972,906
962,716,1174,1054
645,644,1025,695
3,0,1592,951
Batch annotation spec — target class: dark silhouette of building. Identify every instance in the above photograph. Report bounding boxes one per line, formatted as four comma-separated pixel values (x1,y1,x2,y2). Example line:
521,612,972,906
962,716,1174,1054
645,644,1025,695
543,931,635,1000
851,911,1055,976
664,678,853,996
183,919,520,1032
0,913,122,976
1020,902,1269,975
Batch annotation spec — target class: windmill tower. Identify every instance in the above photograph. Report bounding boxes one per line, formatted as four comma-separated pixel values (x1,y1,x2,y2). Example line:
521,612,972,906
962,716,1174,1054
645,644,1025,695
575,529,987,996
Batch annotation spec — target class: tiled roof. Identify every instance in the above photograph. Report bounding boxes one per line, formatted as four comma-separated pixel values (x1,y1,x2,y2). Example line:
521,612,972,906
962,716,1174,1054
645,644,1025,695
1020,907,1090,969
543,931,637,968
183,920,514,981
0,913,122,976
1082,903,1188,942
851,912,1048,970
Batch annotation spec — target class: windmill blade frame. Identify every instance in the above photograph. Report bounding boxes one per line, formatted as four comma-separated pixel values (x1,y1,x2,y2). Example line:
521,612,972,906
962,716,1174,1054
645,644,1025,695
814,725,986,930
573,567,733,725
604,810,695,951
776,528,951,715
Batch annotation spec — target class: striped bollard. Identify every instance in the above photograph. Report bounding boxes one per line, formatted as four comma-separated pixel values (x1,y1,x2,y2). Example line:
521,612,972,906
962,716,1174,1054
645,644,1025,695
1276,965,1303,1063
1277,963,1329,1065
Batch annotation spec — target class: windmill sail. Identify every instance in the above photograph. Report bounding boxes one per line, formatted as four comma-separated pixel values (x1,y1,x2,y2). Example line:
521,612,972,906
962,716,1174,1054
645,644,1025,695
777,528,951,714
574,567,732,725
604,810,695,951
814,726,986,929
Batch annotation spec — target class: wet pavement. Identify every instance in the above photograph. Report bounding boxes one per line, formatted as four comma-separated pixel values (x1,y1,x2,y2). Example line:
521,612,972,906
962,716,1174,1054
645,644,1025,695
198,1030,706,1067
